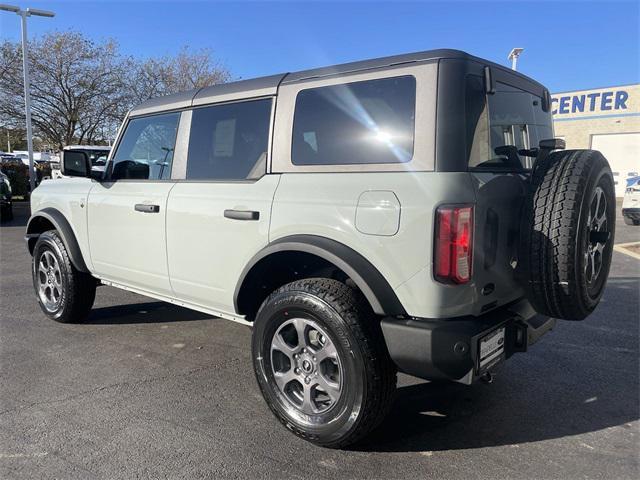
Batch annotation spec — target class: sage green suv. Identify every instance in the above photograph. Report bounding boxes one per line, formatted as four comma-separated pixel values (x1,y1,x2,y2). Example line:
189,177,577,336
26,49,615,447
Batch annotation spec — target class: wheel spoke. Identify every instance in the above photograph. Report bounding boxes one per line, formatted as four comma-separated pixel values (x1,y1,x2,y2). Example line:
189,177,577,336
301,383,315,413
589,252,597,282
292,318,308,348
271,332,296,359
593,189,602,220
313,375,340,402
273,369,297,392
584,252,592,282
315,338,338,362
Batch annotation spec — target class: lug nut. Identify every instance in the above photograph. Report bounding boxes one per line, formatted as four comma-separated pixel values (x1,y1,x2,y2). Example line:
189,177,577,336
294,368,300,374
312,356,317,362
304,377,310,384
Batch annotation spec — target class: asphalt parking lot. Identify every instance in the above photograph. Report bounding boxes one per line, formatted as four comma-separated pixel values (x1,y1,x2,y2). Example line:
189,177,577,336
1,202,638,480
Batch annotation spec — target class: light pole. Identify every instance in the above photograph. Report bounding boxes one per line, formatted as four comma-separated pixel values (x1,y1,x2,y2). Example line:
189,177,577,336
507,48,524,71
0,4,55,192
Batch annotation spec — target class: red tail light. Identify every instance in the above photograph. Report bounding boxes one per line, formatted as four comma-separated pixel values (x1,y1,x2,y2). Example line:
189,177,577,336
435,205,473,284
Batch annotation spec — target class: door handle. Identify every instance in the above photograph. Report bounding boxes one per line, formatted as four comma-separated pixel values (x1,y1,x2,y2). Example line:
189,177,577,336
224,209,260,221
135,204,160,213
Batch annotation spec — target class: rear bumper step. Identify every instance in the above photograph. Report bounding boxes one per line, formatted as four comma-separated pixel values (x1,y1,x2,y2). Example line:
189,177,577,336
381,300,555,384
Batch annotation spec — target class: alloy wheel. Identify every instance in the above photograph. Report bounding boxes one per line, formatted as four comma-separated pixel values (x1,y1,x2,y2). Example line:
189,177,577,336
270,317,343,415
37,250,63,312
584,186,610,285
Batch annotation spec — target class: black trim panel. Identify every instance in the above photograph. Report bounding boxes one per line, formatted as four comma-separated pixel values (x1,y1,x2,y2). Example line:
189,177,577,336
380,299,552,383
25,208,89,273
234,234,406,316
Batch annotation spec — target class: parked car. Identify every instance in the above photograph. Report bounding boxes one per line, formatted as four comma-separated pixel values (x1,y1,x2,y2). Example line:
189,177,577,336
1,153,17,163
25,49,616,448
0,161,29,198
51,145,111,179
12,150,53,165
0,171,13,221
622,176,640,225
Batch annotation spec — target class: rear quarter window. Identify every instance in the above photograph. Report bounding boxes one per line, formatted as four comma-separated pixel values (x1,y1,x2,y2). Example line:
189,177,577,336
292,76,416,166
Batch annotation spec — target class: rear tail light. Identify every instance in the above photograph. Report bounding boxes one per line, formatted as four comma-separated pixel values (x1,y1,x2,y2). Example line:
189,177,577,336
435,205,473,284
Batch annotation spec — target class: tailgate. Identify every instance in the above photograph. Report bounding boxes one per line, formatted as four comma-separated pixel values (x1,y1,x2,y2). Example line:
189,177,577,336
470,172,528,314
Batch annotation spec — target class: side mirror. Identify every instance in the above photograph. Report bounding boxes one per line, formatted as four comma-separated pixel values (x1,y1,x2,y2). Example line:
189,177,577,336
60,150,91,177
539,138,566,151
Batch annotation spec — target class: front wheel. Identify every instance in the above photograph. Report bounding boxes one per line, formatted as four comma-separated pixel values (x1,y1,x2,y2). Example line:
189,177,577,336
32,230,96,323
252,278,396,448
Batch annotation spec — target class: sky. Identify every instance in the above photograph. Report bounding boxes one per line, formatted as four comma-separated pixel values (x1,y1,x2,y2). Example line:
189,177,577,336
1,0,639,93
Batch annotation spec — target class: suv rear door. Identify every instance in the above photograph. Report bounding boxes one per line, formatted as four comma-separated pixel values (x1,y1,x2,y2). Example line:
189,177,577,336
87,112,182,296
165,98,278,315
464,71,553,314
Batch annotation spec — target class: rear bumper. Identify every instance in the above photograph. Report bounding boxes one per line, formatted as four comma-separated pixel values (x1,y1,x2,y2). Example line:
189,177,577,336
622,207,640,220
381,299,555,384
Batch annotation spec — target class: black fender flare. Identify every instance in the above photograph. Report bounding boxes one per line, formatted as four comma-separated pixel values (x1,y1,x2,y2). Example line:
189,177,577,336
25,208,90,273
234,234,406,317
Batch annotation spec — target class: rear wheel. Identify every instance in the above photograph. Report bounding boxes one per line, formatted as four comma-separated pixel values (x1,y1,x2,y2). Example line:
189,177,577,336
520,149,615,320
252,278,396,448
32,231,96,323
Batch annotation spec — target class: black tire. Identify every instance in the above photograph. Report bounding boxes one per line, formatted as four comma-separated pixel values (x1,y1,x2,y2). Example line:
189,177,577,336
520,149,615,320
252,278,396,448
32,230,96,323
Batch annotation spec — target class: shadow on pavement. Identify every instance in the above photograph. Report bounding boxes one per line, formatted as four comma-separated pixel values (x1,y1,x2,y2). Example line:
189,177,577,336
356,276,639,453
85,301,214,325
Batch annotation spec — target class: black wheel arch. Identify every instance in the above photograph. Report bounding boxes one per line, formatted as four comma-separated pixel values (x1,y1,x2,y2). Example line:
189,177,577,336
26,208,89,273
234,234,406,320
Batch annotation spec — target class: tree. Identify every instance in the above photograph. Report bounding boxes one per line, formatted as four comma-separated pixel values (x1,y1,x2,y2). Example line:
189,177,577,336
0,31,231,150
127,47,231,105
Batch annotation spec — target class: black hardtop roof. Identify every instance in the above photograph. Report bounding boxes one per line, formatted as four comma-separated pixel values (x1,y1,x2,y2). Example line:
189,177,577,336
129,49,545,116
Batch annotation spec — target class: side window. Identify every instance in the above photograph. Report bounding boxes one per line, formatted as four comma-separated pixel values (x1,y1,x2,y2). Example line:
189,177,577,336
186,98,272,180
111,112,180,180
292,76,416,165
467,78,552,170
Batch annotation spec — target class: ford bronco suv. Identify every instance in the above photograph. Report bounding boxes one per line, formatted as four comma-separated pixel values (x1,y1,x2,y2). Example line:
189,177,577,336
26,50,615,448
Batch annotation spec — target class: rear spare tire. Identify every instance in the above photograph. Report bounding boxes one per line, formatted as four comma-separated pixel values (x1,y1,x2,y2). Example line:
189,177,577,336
520,149,615,320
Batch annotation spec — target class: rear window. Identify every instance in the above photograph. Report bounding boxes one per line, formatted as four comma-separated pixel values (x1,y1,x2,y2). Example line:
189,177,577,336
466,77,553,170
186,98,272,180
292,76,416,166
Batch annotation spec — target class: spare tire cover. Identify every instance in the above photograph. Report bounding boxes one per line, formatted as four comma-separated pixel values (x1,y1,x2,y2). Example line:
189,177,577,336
520,149,616,320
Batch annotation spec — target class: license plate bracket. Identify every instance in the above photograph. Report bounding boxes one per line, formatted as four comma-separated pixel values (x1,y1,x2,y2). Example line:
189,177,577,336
478,326,506,374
